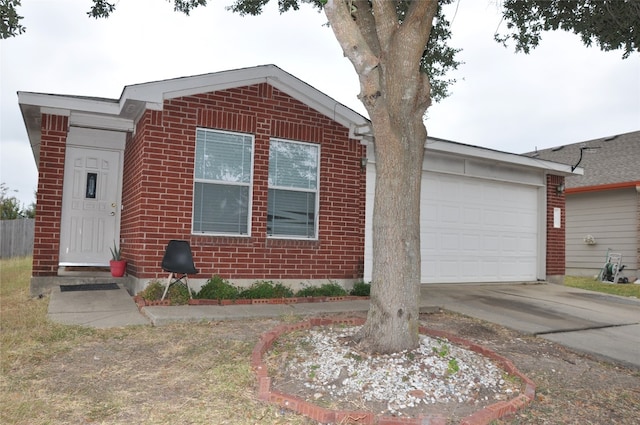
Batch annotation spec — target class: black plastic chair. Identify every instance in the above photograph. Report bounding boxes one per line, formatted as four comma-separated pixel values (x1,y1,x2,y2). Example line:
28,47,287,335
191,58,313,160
160,240,199,300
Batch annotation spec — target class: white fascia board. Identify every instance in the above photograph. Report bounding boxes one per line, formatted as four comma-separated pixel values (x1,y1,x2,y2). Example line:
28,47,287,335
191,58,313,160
18,92,120,115
69,112,134,132
266,75,371,137
426,139,582,176
119,66,276,104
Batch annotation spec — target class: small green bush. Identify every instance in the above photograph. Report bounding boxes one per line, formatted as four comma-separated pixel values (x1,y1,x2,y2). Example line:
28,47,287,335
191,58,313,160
168,284,190,305
239,280,294,299
137,280,165,301
137,279,191,304
295,282,347,297
349,281,370,296
196,275,239,300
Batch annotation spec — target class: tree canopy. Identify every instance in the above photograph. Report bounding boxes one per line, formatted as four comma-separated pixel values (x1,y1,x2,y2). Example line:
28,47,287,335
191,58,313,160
0,183,35,219
496,0,640,59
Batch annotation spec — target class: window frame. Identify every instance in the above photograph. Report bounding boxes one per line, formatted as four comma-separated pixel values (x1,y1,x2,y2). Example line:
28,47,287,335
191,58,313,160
191,127,254,237
267,138,320,240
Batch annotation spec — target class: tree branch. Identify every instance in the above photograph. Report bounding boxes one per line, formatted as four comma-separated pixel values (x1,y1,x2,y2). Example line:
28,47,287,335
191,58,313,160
352,0,380,57
370,0,398,51
324,0,379,76
397,0,438,66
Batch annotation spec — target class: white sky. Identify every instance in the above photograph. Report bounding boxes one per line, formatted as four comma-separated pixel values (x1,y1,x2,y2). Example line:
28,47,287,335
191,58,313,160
1,0,639,207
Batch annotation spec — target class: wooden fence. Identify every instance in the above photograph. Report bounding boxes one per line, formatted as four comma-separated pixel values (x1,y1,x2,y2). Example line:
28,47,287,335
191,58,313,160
0,218,34,258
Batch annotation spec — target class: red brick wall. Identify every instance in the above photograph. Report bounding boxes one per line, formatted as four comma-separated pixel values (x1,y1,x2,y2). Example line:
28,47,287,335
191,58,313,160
31,114,68,276
121,83,366,281
546,174,566,277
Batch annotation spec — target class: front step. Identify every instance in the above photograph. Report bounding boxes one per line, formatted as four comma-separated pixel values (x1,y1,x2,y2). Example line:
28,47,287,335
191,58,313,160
31,275,134,297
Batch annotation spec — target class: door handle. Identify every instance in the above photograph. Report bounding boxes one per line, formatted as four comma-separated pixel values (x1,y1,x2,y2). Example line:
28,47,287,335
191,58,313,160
110,212,115,216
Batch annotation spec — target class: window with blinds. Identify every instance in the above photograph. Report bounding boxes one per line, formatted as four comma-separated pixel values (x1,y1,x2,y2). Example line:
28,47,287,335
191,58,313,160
192,128,254,235
267,139,319,238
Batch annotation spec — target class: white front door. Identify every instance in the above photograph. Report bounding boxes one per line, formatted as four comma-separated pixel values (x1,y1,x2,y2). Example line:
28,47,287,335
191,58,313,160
59,145,122,266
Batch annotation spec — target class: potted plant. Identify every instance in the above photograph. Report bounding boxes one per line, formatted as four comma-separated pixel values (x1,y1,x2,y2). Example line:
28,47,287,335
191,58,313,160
109,241,127,277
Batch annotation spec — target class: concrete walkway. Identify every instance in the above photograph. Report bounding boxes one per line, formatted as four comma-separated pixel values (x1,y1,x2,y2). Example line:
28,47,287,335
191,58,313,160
48,285,150,328
48,282,640,369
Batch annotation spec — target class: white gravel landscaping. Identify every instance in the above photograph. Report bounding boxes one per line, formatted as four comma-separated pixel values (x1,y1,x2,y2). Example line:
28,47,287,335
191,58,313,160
275,325,521,417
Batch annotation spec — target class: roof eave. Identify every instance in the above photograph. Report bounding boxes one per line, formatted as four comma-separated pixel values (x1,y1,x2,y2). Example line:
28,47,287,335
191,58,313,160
426,138,582,176
119,64,372,141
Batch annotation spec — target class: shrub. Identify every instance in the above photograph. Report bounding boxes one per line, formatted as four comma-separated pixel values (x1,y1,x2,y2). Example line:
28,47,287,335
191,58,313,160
349,281,370,296
196,275,239,300
168,284,190,305
239,280,294,299
137,280,165,301
295,282,347,297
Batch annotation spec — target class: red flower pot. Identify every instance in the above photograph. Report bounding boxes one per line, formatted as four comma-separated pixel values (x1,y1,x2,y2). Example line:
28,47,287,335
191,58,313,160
109,260,127,277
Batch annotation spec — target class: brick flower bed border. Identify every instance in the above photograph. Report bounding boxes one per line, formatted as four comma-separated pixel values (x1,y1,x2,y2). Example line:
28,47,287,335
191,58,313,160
133,295,369,308
251,317,536,425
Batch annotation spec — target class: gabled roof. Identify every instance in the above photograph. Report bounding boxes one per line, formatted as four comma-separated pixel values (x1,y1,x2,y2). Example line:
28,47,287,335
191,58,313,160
525,130,640,189
17,64,578,178
18,64,372,164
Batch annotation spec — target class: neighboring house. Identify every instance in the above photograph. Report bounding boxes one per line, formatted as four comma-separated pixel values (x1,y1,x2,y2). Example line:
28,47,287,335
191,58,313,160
526,131,640,281
19,65,576,296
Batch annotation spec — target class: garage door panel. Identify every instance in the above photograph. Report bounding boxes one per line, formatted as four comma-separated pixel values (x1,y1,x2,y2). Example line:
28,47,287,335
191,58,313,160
441,233,461,251
461,234,480,251
482,235,500,253
441,206,461,223
463,208,482,225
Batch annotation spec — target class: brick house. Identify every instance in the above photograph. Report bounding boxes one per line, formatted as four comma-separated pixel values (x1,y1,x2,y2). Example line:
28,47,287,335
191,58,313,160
19,65,576,296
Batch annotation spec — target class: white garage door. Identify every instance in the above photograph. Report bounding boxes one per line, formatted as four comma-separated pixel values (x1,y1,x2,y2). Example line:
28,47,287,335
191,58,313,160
421,172,539,283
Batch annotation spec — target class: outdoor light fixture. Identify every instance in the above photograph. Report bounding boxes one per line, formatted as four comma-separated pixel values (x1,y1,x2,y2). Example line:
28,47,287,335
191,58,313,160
360,156,368,171
556,183,565,195
572,145,601,171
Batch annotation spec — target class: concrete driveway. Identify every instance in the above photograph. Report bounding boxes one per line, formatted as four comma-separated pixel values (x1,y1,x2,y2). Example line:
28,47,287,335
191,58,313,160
420,283,640,369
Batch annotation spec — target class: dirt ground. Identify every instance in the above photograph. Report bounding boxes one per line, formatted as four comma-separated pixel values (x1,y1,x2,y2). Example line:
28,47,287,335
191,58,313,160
3,310,639,424
422,311,640,424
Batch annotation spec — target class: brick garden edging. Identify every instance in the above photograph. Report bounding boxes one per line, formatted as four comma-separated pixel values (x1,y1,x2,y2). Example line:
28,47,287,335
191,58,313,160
252,317,536,425
133,295,369,308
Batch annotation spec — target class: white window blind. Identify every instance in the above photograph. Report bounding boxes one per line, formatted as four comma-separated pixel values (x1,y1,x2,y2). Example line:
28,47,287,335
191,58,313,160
193,129,253,235
267,139,319,238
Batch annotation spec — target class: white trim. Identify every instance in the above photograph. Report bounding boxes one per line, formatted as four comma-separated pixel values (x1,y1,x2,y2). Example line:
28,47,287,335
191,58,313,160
425,139,582,176
69,113,134,132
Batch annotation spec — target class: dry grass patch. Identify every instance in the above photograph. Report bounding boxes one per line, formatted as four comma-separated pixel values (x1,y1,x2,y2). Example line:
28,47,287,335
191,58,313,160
0,257,313,425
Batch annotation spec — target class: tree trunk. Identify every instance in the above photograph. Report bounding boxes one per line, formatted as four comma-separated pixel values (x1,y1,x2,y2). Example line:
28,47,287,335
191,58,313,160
324,0,437,353
358,109,426,353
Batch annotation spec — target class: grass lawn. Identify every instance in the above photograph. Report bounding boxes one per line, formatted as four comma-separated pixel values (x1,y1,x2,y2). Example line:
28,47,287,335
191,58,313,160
0,256,312,425
564,275,640,298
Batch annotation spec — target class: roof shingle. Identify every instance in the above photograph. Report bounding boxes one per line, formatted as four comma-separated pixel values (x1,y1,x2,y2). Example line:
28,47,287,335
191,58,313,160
525,130,640,188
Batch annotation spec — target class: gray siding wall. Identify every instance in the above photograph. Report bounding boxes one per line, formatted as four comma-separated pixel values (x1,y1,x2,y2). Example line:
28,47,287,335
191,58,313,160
566,188,638,279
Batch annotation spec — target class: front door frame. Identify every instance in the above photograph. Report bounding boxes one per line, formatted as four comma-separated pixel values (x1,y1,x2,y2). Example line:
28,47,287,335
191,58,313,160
59,126,126,267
